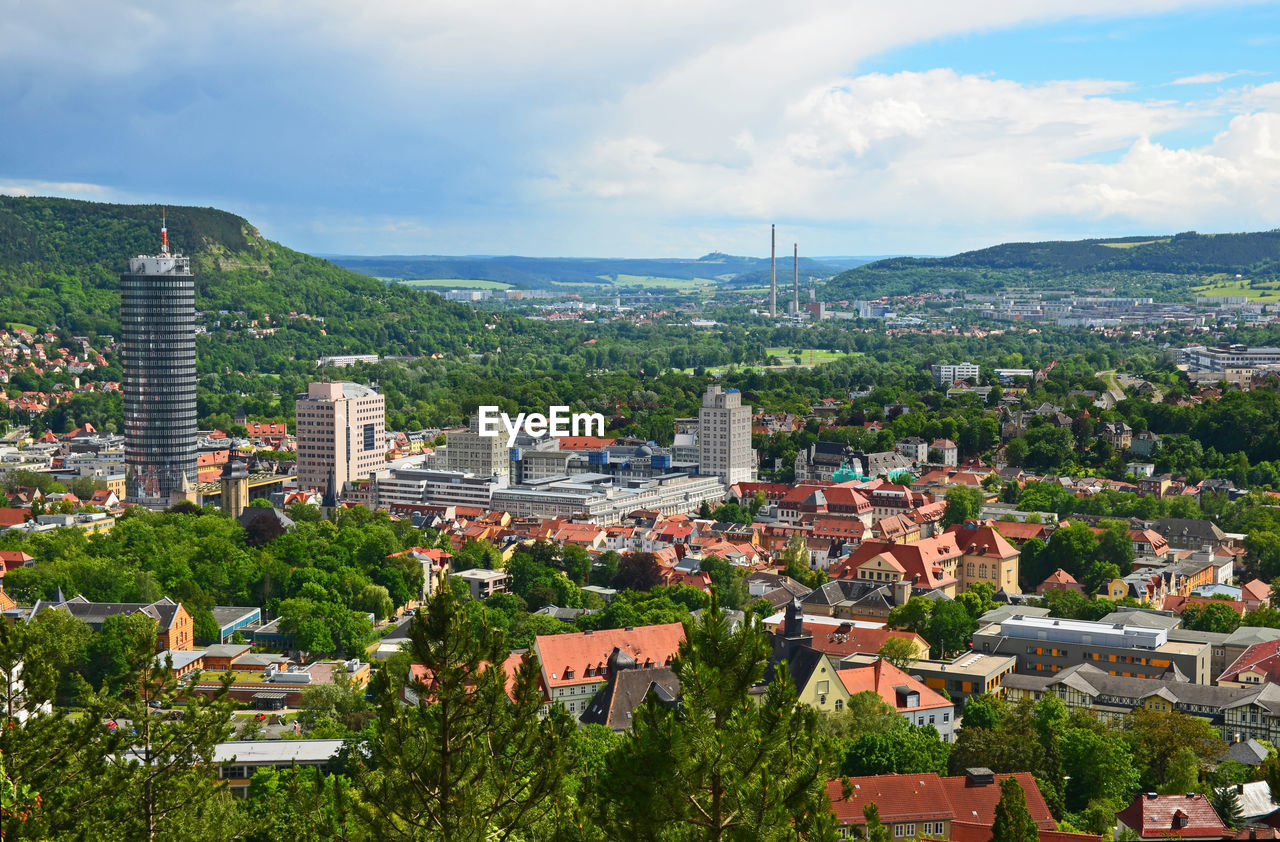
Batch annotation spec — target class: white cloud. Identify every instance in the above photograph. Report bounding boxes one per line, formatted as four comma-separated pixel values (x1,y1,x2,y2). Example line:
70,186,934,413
1171,71,1240,85
2,0,1277,255
0,180,113,199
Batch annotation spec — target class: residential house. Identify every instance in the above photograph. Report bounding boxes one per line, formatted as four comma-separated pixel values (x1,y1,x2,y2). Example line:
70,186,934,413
826,769,1063,841
1115,793,1228,841
947,521,1021,593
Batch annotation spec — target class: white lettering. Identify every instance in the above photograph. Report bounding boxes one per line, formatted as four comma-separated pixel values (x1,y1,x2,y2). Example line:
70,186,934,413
476,406,605,446
573,411,605,437
501,412,524,448
477,405,502,438
524,413,547,439
548,406,571,437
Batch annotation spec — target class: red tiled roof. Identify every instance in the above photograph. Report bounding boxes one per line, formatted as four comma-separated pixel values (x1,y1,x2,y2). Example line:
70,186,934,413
827,772,1054,829
946,522,1019,559
940,772,1055,829
802,622,926,659
1162,595,1246,616
826,775,953,826
531,623,686,693
1116,793,1228,838
555,436,616,450
1242,579,1271,604
836,659,951,713
833,536,960,590
0,550,34,571
992,520,1053,543
1221,639,1280,684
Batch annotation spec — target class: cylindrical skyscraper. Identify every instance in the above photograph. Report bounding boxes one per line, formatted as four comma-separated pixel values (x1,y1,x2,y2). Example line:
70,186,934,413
121,213,198,509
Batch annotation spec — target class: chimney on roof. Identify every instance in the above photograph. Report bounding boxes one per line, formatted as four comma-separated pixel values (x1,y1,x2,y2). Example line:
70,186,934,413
965,768,995,787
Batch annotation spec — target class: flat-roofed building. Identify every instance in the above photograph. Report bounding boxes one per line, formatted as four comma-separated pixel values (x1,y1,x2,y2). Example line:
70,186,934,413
453,568,509,601
973,614,1211,684
214,739,344,797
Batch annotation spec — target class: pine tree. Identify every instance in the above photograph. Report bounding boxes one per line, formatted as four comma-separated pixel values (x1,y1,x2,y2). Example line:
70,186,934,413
355,576,573,841
859,802,891,842
990,777,1040,842
1211,786,1245,830
593,596,838,841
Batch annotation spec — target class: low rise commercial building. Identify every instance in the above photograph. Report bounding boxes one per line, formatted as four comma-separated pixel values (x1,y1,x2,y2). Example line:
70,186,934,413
972,614,1211,684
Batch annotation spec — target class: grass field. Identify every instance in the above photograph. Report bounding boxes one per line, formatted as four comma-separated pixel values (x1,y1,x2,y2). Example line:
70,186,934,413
1192,275,1280,300
5,322,37,333
765,347,852,366
398,278,512,290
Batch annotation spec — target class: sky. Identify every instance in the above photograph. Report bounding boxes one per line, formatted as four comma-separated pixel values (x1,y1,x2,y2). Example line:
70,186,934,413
4,1,1280,258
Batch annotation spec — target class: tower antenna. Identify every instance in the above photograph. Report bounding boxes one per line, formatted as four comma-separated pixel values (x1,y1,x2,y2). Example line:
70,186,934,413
160,206,169,256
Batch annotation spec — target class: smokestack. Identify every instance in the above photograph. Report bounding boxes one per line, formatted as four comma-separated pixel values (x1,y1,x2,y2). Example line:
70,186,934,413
793,243,799,315
770,224,777,317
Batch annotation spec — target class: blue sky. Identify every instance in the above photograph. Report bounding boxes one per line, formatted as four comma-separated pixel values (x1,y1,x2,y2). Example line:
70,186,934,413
3,1,1280,258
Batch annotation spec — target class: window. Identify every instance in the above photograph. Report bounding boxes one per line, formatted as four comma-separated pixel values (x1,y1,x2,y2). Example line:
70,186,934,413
817,680,830,694
895,825,916,838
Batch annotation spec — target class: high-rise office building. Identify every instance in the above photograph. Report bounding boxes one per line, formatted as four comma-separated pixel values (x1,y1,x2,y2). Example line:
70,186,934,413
295,382,386,493
698,385,754,486
122,213,197,509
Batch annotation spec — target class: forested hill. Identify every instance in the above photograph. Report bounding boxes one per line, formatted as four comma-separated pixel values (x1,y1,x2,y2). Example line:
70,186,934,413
328,252,856,289
825,229,1280,299
0,197,489,353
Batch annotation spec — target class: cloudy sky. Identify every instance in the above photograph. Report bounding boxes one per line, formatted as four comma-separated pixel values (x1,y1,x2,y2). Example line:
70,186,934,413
4,1,1280,258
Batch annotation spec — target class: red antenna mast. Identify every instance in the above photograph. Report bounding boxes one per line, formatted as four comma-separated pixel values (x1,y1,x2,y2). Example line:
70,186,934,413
160,206,169,255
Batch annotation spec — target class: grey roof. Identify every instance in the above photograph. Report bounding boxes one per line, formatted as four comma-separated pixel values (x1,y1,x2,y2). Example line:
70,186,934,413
1236,781,1280,819
979,605,1051,626
212,739,343,765
1224,739,1271,767
1029,664,1245,708
210,606,260,628
1153,518,1227,543
202,644,252,659
1168,628,1232,646
580,666,680,730
1227,627,1280,648
1098,609,1182,631
49,596,183,631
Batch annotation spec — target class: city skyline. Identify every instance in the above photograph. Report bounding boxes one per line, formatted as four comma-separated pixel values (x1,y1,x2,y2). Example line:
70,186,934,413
3,2,1280,259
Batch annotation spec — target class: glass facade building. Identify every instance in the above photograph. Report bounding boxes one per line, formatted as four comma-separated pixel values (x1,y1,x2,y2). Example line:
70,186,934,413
121,247,198,508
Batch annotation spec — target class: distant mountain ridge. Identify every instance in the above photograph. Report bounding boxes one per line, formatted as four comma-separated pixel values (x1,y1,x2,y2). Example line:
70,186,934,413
327,252,865,289
824,229,1280,299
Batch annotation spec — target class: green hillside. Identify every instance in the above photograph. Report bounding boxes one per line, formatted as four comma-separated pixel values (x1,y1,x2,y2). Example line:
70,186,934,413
0,197,490,356
824,229,1280,299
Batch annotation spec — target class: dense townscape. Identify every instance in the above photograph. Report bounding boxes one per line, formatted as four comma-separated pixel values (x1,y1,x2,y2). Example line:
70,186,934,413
7,198,1280,840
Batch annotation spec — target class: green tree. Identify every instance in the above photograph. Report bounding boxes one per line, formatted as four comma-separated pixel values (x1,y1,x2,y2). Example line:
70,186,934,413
1059,726,1139,811
858,802,891,842
1211,785,1246,830
990,776,1040,842
1181,601,1243,634
944,486,986,528
594,600,838,841
877,637,919,672
356,575,573,840
927,600,978,658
